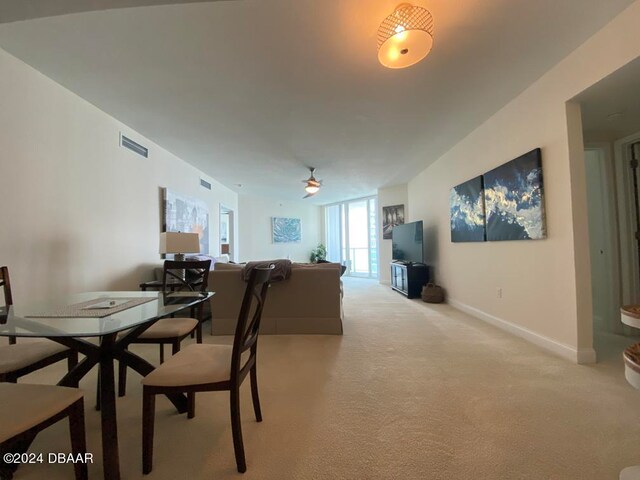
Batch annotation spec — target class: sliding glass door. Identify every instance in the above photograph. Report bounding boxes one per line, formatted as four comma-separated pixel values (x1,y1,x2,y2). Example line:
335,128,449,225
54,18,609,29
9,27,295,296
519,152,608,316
325,197,378,278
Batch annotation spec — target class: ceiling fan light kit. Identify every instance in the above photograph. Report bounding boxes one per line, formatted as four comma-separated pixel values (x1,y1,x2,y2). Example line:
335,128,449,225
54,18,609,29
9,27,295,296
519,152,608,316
302,167,322,199
377,3,434,69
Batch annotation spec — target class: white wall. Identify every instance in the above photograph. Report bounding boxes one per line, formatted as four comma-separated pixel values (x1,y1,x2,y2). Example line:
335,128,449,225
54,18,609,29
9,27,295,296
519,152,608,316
0,47,238,303
407,1,640,363
238,194,322,262
378,184,408,284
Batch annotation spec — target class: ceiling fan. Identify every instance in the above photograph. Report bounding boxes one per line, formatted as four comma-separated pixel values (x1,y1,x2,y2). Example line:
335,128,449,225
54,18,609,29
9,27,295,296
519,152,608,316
302,167,322,199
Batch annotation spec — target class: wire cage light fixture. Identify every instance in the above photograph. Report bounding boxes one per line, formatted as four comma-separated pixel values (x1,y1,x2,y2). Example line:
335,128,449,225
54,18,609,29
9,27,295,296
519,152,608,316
377,3,434,69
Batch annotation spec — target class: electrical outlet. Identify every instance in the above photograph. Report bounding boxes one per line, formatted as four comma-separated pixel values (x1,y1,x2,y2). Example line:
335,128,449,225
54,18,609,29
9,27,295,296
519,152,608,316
497,288,502,299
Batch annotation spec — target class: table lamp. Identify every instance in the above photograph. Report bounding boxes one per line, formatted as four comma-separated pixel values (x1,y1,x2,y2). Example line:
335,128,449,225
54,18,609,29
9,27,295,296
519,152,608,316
159,232,200,261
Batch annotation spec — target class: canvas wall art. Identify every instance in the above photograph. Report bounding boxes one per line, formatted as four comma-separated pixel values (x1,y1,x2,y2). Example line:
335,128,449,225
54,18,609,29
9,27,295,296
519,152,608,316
382,204,405,240
483,148,546,241
162,188,210,254
272,217,302,243
450,175,486,242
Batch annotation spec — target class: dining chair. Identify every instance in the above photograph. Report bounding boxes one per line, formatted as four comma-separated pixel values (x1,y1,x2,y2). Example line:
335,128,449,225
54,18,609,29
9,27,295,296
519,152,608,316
141,265,274,474
117,259,211,397
0,383,88,480
0,266,78,383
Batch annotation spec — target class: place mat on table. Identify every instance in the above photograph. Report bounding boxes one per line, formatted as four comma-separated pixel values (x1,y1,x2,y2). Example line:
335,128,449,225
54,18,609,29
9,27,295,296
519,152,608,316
25,297,156,318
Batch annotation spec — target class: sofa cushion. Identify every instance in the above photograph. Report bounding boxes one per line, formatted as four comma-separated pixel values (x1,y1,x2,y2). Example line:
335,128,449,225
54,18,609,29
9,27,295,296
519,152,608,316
214,262,243,271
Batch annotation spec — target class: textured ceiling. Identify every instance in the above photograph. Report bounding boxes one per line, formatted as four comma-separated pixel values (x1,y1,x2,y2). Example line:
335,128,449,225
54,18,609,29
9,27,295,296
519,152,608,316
0,0,635,203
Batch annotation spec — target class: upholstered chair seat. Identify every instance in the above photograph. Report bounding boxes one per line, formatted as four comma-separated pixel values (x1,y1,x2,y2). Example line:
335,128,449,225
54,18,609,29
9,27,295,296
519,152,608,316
0,342,69,375
0,383,87,480
0,383,83,443
142,344,233,387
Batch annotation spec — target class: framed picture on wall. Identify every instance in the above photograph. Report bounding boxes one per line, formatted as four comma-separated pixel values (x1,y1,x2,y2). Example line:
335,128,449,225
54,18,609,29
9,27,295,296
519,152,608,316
382,204,405,240
272,217,302,243
162,188,210,254
484,148,546,241
450,175,486,242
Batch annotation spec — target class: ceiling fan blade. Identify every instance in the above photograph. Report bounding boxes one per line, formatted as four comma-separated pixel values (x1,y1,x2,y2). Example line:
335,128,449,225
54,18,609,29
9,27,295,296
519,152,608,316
303,191,318,199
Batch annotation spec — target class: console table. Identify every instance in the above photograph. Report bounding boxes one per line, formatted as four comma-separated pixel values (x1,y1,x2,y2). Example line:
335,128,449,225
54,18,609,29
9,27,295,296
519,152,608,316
390,262,429,299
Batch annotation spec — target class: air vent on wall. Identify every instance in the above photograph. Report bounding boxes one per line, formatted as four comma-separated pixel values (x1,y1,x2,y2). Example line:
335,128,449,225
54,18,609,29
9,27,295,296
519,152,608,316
200,179,212,190
120,133,148,158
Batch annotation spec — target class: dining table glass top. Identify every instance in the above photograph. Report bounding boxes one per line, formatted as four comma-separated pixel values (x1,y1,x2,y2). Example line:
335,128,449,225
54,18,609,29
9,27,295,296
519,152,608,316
0,291,213,338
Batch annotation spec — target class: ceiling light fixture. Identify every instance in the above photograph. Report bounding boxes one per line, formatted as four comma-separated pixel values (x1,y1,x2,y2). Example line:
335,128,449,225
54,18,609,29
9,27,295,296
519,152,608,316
377,3,434,69
302,167,323,199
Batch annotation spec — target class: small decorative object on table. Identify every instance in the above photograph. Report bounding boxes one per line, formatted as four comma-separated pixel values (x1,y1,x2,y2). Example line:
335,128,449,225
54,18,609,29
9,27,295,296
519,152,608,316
421,283,445,303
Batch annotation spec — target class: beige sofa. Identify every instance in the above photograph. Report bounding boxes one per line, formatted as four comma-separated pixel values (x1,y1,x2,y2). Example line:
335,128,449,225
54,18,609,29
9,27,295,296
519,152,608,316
208,262,343,335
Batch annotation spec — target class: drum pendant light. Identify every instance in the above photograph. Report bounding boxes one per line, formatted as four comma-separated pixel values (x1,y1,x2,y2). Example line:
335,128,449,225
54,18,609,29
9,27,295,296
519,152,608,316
377,3,434,69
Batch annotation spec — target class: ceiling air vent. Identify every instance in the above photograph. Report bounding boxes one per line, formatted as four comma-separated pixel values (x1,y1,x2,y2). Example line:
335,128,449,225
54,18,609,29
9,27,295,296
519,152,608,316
120,133,148,158
200,179,212,190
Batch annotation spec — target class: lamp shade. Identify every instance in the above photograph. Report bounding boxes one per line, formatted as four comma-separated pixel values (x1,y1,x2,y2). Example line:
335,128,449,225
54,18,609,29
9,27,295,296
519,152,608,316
159,232,200,254
377,3,434,69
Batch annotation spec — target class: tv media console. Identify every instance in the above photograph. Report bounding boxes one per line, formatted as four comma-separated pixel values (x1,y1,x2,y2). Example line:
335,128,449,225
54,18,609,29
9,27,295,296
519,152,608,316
390,262,430,299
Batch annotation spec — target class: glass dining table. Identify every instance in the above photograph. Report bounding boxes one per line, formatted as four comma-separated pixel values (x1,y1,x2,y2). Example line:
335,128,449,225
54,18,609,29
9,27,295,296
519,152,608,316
0,290,213,480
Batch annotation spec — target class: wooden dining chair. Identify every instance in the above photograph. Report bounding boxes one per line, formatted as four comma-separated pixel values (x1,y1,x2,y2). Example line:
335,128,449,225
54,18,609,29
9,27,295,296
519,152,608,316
117,259,211,397
141,265,274,474
0,383,88,480
0,266,78,383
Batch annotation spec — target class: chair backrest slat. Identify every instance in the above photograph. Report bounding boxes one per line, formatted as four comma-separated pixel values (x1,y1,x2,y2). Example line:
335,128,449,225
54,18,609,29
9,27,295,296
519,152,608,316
0,266,13,307
162,260,211,294
230,266,274,383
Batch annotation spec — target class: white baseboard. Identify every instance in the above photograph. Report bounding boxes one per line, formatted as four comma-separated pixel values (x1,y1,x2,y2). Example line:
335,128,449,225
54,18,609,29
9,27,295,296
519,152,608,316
448,298,596,364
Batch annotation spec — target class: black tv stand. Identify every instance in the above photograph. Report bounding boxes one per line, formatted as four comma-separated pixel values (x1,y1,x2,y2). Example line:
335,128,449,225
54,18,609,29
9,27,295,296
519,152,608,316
390,262,430,299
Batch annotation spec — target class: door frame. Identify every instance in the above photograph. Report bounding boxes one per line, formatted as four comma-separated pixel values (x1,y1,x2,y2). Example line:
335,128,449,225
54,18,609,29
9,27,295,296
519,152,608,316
219,204,234,261
614,132,640,307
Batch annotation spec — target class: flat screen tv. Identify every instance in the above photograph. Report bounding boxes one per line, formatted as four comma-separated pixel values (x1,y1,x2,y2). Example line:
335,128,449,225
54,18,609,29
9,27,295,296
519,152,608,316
392,221,424,264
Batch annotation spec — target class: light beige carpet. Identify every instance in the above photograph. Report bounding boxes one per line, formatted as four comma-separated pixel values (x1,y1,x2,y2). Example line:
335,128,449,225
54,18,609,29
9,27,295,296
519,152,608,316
10,277,640,479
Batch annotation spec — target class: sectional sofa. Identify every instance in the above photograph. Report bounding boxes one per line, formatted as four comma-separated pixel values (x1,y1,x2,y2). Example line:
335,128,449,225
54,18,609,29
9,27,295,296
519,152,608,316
208,262,344,335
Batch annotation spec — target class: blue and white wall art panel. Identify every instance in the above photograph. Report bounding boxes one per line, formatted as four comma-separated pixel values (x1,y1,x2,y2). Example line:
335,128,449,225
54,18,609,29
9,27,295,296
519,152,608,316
272,217,302,243
450,175,486,243
483,148,546,241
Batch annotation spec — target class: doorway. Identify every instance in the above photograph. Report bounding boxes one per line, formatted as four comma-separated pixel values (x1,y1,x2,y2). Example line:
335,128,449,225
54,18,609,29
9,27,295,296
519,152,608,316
325,197,378,278
219,205,234,260
573,55,640,359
